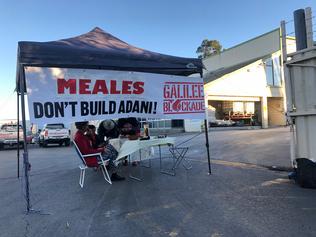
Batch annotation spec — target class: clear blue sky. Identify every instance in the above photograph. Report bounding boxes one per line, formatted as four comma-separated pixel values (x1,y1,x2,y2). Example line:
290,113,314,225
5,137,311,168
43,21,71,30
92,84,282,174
0,0,315,119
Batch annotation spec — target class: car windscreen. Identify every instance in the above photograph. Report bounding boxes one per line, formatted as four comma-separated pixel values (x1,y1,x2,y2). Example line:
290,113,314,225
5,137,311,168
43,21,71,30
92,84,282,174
1,125,23,131
45,124,65,129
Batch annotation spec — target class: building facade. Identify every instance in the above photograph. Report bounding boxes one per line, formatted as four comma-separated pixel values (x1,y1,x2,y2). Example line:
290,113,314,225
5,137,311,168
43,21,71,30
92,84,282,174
203,28,296,128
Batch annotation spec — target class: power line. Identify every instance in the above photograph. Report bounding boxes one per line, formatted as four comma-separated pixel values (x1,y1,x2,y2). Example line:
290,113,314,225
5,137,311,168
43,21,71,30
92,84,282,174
285,19,294,25
0,89,15,112
286,31,295,36
284,15,315,26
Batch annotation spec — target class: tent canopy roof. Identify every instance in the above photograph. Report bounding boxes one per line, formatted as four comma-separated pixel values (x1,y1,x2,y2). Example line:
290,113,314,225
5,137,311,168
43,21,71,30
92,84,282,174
17,27,203,77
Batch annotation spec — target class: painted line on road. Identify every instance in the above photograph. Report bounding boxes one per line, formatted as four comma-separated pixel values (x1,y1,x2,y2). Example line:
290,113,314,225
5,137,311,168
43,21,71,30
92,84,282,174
186,158,280,171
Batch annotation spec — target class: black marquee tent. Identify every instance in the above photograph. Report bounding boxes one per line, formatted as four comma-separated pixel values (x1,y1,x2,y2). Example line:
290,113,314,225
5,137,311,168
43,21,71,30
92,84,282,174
15,27,210,212
16,27,203,91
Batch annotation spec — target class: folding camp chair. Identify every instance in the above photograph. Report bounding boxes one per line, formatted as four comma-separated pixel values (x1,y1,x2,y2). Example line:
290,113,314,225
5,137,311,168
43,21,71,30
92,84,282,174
73,141,112,187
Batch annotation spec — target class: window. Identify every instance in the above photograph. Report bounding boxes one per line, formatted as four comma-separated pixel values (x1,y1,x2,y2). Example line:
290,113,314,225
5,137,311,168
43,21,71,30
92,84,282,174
244,102,254,114
45,124,65,129
1,124,22,131
232,102,254,114
139,118,173,129
233,102,244,113
273,56,282,86
264,57,282,87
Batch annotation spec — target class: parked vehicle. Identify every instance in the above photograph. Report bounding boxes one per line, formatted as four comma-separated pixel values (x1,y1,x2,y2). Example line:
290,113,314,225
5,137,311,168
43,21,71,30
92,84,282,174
0,124,24,150
38,123,71,147
26,131,34,144
31,133,40,144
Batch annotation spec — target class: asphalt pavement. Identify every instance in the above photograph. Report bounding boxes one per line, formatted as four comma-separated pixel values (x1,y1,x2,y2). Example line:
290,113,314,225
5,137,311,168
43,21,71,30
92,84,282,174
172,126,292,169
0,127,315,237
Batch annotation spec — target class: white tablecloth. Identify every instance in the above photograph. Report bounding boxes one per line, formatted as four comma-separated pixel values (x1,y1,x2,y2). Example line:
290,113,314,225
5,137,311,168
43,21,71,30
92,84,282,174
115,137,175,161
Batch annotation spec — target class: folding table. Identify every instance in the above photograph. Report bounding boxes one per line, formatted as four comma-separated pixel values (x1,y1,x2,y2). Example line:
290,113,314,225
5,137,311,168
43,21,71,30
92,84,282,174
114,137,192,179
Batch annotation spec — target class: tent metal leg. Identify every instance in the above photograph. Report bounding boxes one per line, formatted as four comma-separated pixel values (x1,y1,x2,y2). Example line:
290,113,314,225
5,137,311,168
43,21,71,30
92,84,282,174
20,67,31,212
140,149,151,168
128,155,143,182
204,119,211,174
17,92,20,178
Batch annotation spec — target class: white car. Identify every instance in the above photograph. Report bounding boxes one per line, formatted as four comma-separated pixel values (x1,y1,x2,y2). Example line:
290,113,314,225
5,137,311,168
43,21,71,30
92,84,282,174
39,123,71,147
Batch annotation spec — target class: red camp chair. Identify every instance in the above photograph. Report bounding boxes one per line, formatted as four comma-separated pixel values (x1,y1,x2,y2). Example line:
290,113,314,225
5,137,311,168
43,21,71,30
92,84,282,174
73,141,112,187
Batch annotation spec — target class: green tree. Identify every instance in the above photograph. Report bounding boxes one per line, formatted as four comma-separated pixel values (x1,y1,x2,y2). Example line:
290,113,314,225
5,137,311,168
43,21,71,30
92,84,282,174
196,39,222,59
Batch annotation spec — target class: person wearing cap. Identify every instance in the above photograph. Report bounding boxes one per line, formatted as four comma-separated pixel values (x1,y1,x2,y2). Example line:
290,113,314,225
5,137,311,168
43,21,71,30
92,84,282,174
97,119,120,143
74,121,125,181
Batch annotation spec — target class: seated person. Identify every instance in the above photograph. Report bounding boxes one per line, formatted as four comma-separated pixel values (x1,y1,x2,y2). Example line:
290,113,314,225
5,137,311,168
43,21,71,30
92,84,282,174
97,120,120,144
117,117,141,140
74,121,125,181
118,117,141,166
85,124,100,148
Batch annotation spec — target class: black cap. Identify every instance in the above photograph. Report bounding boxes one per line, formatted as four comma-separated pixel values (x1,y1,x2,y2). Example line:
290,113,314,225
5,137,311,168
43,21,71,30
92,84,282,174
75,121,89,129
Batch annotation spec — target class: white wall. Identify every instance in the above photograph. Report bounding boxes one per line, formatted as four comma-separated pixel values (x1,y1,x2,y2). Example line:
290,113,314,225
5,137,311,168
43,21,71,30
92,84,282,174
184,119,203,132
204,50,286,99
203,29,280,72
204,60,267,97
286,37,297,54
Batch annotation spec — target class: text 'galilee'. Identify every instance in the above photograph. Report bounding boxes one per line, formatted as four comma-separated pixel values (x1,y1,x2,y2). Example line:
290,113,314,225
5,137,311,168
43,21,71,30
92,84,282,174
163,82,205,114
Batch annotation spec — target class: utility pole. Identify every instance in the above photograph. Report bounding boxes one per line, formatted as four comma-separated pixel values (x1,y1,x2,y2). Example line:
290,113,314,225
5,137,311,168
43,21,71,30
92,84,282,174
305,7,314,48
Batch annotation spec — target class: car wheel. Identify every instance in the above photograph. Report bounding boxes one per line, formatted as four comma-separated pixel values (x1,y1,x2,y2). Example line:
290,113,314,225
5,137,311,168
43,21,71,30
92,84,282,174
43,141,48,147
65,141,70,147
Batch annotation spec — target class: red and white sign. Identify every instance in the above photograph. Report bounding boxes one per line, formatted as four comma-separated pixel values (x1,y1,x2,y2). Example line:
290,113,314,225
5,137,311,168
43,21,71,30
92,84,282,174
163,82,205,114
25,67,205,125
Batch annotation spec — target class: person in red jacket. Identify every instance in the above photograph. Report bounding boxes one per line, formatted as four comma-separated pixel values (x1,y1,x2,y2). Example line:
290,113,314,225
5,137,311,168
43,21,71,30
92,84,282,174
74,121,125,181
86,124,100,148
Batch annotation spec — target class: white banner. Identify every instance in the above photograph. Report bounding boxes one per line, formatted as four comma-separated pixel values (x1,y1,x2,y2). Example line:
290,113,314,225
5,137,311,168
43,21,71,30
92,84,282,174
25,67,205,125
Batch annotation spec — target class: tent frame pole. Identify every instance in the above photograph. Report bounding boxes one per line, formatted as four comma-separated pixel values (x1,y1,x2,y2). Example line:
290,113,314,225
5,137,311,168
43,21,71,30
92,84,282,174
17,91,20,178
20,66,31,212
204,119,211,174
201,72,211,175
